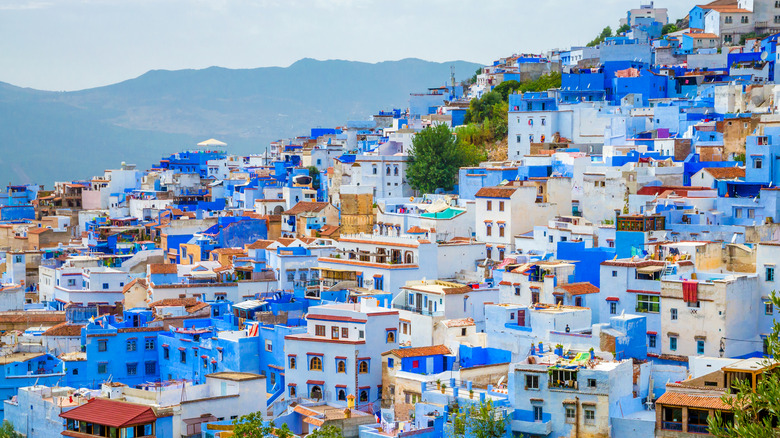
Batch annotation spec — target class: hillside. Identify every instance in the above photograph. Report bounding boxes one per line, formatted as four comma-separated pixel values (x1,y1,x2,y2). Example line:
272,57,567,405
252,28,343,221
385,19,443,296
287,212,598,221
0,58,481,186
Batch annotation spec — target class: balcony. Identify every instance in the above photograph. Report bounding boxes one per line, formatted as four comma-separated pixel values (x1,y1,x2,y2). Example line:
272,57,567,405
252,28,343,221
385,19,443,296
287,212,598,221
661,421,683,431
392,304,443,317
511,410,552,435
688,424,710,434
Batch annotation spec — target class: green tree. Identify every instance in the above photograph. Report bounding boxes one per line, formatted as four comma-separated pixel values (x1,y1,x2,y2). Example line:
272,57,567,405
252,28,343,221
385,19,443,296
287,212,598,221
407,124,484,194
617,23,630,35
0,421,22,438
707,291,780,437
587,26,613,47
309,425,345,438
449,400,508,438
307,166,321,190
465,91,502,125
232,412,272,438
661,23,678,35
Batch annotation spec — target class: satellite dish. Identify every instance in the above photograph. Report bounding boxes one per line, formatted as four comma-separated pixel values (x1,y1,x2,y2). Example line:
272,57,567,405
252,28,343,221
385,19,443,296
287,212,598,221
761,52,769,61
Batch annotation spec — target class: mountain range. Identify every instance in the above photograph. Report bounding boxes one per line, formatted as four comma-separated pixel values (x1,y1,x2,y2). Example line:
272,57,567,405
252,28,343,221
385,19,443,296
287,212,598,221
0,58,482,187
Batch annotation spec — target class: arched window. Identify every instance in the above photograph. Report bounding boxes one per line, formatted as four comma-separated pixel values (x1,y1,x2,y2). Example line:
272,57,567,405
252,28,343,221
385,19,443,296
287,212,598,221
394,167,399,176
405,252,413,264
360,390,368,402
359,361,369,374
372,165,377,175
338,389,347,401
289,357,296,369
311,385,323,400
310,357,322,371
386,166,391,176
337,360,346,373
386,331,395,343
289,386,297,397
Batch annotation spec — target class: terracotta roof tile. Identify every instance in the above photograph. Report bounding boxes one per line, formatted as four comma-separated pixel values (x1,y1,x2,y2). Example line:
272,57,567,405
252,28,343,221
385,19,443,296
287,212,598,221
655,391,733,410
246,239,275,250
382,345,451,358
60,398,158,428
149,264,178,274
475,187,518,199
556,282,599,296
283,201,331,215
318,224,340,236
703,167,745,180
42,322,84,337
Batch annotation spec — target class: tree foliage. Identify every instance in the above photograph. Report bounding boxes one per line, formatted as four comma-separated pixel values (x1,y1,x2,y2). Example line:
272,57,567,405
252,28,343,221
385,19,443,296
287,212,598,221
407,124,485,194
616,24,630,35
308,425,345,438
661,23,678,35
448,400,508,438
307,166,321,190
587,26,613,47
232,412,273,438
707,291,780,437
0,422,22,438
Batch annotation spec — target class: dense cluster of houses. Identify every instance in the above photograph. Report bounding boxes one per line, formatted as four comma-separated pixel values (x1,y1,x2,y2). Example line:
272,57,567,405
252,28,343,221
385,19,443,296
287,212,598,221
4,1,780,437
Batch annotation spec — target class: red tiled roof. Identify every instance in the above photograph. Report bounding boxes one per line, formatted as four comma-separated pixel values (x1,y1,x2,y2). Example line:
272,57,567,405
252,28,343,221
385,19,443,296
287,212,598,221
149,264,177,274
406,226,428,234
475,187,517,199
60,398,158,427
246,239,275,250
703,167,745,179
556,282,599,296
382,345,451,358
42,323,84,337
318,224,340,237
283,201,331,215
655,391,733,410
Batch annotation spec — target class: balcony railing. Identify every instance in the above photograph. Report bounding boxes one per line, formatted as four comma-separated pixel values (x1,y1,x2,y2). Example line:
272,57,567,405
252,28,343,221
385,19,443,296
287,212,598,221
688,424,710,434
392,304,443,317
662,422,683,431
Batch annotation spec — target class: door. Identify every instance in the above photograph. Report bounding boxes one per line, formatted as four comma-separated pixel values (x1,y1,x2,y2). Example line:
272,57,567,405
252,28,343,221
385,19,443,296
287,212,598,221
426,357,434,374
415,293,422,311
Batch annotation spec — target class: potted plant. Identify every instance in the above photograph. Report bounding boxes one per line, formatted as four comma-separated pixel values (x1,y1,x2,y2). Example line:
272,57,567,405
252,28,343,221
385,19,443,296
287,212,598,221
440,383,447,394
436,379,442,390
469,389,474,399
554,344,564,356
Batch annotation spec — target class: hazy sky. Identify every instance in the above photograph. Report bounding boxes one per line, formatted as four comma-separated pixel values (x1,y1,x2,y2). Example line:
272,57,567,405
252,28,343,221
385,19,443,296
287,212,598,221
0,0,701,91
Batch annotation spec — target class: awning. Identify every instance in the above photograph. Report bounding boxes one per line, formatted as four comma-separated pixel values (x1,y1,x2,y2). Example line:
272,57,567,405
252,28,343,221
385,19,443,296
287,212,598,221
637,266,664,274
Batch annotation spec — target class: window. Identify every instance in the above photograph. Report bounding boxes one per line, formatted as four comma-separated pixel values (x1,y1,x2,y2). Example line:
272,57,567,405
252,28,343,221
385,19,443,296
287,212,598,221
180,350,187,363
735,208,743,219
584,409,595,425
265,340,273,352
533,406,543,422
388,358,394,368
486,247,492,259
741,15,749,23
649,335,657,348
310,356,323,371
499,227,505,237
766,302,774,315
486,225,492,236
412,360,419,368
386,331,395,343
670,336,678,351
612,270,617,277
525,374,539,389
145,361,156,375
287,272,295,282
565,406,576,423
360,390,368,403
98,340,107,352
609,302,617,315
749,209,755,219
270,372,276,385
499,201,504,211
98,363,107,374
331,327,339,339
532,291,540,304
670,308,677,320
359,330,364,339
636,294,660,313
767,267,775,282
725,15,732,24
336,360,346,373
163,347,169,360
127,339,137,352
549,235,554,243
697,340,705,355
574,296,583,307
289,386,297,397
126,362,138,376
289,356,296,369
776,15,780,23
144,338,155,350
315,325,325,336
486,201,492,211
359,360,369,374
342,327,348,338
755,158,763,169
